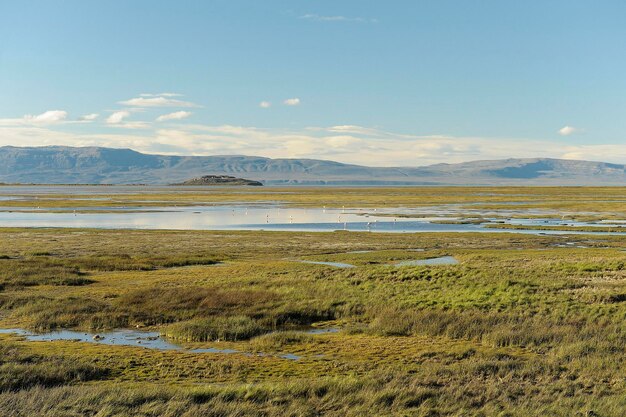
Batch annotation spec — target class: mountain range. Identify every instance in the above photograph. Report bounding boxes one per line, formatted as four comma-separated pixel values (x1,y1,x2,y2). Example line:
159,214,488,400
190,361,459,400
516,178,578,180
0,146,624,186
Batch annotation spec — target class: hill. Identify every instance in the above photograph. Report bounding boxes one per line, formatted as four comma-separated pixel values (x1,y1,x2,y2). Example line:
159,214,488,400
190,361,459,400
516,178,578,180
0,146,624,185
172,175,263,186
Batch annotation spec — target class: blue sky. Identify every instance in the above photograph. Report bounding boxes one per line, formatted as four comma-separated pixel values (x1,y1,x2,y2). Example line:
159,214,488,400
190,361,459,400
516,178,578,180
1,1,625,165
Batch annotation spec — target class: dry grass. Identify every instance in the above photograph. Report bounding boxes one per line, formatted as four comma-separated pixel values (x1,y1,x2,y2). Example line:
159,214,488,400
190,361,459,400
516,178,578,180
0,220,625,415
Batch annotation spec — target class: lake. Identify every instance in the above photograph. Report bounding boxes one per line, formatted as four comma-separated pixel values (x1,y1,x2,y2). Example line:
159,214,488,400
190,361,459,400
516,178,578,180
0,186,624,235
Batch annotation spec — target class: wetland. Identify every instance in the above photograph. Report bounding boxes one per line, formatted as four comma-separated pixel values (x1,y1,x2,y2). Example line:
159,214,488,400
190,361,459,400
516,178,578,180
0,186,625,416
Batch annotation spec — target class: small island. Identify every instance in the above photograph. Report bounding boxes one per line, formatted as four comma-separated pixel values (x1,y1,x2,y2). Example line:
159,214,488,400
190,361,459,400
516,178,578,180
171,175,263,186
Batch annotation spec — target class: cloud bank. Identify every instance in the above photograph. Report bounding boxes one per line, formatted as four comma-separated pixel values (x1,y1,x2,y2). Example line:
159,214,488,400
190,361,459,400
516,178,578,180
1,122,625,166
0,95,621,167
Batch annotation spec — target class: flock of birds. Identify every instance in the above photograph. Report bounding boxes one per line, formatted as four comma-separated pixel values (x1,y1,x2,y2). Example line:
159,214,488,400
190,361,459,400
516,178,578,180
220,205,399,231
63,204,404,231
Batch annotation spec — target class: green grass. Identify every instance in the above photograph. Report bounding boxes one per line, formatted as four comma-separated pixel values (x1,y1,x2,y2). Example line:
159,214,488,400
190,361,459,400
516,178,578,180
0,206,625,415
249,331,314,351
0,340,109,391
2,186,626,219
163,316,265,342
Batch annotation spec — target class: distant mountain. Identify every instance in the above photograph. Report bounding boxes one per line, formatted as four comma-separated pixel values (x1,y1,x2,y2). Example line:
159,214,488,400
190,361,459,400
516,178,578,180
0,146,624,185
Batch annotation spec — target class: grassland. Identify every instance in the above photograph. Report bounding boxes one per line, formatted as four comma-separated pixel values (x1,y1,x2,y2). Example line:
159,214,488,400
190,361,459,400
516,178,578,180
1,186,626,220
0,223,624,416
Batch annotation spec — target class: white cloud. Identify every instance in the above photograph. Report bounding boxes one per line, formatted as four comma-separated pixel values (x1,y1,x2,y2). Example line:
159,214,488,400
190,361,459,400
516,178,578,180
259,101,272,109
558,126,578,136
156,111,192,122
115,122,151,129
106,111,130,124
140,93,183,97
79,113,99,121
23,110,68,123
300,14,376,23
324,125,402,138
284,98,301,106
559,145,626,162
3,122,626,166
325,135,363,149
105,111,148,128
119,94,199,108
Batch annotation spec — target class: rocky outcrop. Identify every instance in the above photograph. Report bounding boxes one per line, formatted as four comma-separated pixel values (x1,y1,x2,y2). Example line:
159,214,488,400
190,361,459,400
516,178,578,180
172,175,263,186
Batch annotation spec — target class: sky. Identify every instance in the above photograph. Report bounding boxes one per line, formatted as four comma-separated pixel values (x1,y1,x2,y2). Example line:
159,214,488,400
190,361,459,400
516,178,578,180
1,0,625,166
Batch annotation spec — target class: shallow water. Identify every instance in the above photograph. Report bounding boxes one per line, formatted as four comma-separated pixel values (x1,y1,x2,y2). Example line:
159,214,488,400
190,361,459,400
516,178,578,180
0,327,340,360
306,328,340,335
0,205,401,231
394,256,459,267
507,218,626,228
0,205,623,235
298,260,356,268
0,328,184,350
0,193,624,235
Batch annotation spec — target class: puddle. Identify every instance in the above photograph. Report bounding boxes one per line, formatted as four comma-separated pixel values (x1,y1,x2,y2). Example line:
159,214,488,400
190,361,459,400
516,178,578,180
552,243,590,249
0,327,340,361
0,328,182,350
298,260,356,268
306,327,340,335
278,353,302,360
393,256,459,267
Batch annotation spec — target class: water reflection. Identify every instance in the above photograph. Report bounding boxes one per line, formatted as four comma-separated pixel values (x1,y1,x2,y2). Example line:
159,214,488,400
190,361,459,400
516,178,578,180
298,261,356,268
0,203,623,235
393,256,459,267
0,327,340,361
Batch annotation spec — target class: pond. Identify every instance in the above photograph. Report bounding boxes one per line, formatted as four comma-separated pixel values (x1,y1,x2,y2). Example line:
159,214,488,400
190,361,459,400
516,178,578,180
393,256,459,267
298,260,356,268
0,327,339,361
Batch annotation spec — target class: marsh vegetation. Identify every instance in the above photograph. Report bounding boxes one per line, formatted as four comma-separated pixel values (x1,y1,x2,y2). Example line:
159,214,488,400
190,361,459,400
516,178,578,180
0,187,625,415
